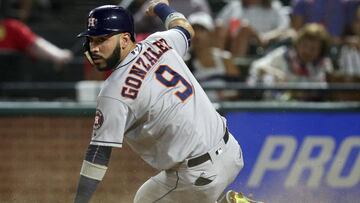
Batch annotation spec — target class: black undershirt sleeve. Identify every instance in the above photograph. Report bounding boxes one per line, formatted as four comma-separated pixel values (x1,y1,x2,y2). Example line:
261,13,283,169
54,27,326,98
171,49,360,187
74,176,100,203
74,145,112,203
85,144,112,165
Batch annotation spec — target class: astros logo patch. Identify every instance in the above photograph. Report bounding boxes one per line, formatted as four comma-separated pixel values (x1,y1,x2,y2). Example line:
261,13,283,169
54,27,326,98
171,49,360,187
93,109,104,130
88,17,97,28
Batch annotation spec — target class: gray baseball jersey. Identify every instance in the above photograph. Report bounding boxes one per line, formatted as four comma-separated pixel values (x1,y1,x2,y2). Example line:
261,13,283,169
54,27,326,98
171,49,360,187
91,28,226,170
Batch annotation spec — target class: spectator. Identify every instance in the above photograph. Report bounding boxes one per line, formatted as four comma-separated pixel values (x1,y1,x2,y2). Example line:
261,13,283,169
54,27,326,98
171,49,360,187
0,17,73,81
187,12,241,101
0,17,73,62
327,3,360,101
336,3,360,81
291,0,347,44
215,0,290,57
247,23,334,100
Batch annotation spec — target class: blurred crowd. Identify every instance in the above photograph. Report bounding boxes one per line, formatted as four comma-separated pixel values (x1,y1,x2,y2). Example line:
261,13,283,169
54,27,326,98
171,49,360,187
1,0,360,101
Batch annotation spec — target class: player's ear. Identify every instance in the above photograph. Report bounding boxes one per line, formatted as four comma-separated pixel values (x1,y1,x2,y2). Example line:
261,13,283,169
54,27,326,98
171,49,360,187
119,33,132,49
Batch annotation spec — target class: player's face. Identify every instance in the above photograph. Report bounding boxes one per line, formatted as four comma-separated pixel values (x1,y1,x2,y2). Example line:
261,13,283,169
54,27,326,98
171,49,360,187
88,34,121,71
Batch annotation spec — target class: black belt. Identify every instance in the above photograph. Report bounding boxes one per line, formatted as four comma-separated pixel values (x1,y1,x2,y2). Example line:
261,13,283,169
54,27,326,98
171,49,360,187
187,128,229,168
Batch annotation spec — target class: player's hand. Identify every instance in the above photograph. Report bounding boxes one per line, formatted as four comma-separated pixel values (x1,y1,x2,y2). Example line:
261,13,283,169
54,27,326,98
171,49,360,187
146,0,169,16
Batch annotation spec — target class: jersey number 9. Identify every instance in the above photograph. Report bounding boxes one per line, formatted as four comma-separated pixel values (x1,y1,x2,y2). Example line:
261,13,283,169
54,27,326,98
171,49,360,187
156,65,193,102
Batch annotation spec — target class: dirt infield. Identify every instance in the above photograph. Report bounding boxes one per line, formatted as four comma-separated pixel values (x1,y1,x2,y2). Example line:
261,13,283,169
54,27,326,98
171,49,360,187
0,116,156,203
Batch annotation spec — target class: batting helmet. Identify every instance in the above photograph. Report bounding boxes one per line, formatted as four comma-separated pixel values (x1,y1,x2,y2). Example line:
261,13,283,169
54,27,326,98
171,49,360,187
77,5,135,41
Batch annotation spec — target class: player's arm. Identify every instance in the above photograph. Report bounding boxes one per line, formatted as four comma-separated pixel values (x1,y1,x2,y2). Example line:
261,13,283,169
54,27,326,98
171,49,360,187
146,0,195,39
74,144,112,203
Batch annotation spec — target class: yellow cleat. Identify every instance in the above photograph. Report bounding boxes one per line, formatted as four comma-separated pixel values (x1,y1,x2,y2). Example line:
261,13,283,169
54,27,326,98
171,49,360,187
226,190,264,203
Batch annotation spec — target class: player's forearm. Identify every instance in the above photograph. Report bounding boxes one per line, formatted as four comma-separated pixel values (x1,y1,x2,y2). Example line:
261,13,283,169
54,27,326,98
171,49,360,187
74,145,112,203
74,175,101,203
74,160,108,203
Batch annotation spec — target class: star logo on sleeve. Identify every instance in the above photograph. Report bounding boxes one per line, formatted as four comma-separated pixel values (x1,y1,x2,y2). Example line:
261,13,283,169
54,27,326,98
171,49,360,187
93,109,104,130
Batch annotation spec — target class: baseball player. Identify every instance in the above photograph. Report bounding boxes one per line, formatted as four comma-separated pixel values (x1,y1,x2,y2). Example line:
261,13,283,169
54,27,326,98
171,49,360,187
74,1,252,202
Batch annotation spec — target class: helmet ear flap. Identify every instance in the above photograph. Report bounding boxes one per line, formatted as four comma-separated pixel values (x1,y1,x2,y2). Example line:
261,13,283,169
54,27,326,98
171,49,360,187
83,38,95,66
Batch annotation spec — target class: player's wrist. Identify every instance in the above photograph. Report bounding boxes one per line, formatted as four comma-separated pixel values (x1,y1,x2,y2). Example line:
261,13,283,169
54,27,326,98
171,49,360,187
74,175,100,203
154,3,174,22
80,160,108,181
153,3,186,30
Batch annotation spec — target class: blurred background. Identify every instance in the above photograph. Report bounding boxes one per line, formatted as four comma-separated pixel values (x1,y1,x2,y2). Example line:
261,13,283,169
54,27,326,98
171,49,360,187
1,0,360,202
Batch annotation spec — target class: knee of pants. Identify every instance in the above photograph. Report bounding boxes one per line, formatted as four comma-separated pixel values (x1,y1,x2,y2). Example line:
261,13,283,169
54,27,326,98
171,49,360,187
134,175,174,203
134,178,158,203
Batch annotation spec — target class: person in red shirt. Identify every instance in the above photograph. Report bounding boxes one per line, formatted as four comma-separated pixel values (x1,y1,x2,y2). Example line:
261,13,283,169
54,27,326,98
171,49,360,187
0,18,73,64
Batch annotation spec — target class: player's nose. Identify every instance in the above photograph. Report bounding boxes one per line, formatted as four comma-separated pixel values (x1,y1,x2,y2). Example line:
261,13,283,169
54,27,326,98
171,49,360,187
89,44,100,54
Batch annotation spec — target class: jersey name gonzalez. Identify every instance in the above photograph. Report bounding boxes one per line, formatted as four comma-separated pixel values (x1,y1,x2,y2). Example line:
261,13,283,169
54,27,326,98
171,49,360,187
121,38,172,99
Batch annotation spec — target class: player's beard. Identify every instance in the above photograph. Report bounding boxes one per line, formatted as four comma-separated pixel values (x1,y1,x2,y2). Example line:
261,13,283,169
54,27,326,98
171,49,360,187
96,43,121,72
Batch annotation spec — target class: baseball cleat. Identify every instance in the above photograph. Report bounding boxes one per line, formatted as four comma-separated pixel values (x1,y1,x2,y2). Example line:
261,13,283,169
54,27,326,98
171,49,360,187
226,190,264,203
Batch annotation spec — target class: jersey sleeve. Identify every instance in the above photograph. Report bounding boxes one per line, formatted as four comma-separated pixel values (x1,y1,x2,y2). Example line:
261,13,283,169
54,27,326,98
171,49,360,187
90,97,130,148
148,28,190,58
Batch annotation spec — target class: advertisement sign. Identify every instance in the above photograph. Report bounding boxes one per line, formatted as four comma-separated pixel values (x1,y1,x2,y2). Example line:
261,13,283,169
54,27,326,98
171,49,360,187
226,111,360,203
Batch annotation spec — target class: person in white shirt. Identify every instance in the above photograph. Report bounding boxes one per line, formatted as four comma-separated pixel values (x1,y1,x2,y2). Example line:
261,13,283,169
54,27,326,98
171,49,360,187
187,11,240,101
215,0,290,57
247,23,333,100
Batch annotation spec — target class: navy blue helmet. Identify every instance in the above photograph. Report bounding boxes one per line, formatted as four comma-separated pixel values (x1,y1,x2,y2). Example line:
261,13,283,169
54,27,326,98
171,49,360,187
77,5,135,41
